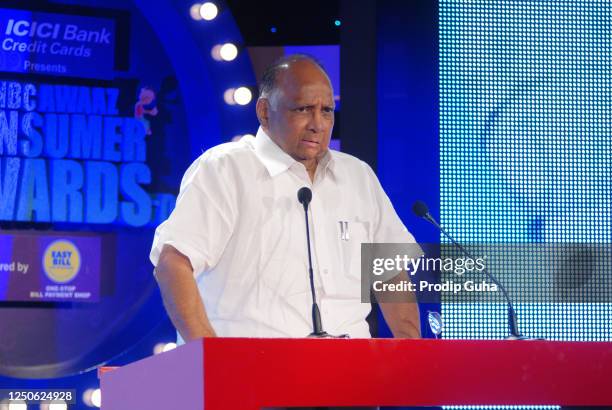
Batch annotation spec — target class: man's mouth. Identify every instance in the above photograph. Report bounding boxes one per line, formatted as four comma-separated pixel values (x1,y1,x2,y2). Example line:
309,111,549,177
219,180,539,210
301,139,320,148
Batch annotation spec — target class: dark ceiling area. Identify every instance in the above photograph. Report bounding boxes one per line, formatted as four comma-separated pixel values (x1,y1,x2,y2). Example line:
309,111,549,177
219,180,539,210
225,0,340,45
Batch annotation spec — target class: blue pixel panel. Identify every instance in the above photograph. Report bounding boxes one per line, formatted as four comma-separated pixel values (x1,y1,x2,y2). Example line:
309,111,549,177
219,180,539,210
439,0,612,350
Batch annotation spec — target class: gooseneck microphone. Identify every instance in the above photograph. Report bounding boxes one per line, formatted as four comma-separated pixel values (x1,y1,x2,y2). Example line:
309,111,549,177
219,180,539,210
412,200,525,340
297,187,327,337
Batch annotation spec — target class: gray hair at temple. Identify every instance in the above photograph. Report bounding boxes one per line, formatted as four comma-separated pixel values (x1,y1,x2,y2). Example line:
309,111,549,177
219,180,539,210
258,54,330,101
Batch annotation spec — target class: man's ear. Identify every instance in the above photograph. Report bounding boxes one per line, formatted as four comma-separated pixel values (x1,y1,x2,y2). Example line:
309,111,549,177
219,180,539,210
256,98,269,129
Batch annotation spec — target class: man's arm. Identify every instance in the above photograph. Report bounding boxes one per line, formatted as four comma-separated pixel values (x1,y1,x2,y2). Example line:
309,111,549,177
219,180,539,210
155,244,217,341
375,272,421,338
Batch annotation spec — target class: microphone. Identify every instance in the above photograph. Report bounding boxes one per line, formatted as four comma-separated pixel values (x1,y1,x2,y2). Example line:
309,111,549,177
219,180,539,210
297,187,312,211
297,187,327,337
412,200,525,340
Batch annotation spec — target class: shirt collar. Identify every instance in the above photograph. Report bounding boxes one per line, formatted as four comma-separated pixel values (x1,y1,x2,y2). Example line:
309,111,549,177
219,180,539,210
252,127,337,179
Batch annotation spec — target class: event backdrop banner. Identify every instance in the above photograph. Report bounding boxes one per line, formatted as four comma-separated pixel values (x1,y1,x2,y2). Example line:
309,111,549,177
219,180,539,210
0,7,115,79
0,231,100,302
0,78,177,227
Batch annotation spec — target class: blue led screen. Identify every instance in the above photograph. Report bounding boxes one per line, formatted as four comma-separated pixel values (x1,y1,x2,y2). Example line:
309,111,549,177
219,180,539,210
439,0,612,344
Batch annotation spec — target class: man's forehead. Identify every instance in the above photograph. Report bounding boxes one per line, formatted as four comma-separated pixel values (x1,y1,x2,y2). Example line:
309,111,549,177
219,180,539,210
273,85,334,110
287,84,334,104
276,60,333,92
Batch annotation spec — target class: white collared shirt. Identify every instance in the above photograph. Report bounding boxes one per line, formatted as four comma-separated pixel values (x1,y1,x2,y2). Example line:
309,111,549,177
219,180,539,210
150,128,416,343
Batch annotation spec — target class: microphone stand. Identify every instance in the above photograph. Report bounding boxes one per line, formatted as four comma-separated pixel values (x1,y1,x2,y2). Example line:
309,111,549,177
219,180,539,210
298,187,349,339
302,202,329,337
415,202,527,340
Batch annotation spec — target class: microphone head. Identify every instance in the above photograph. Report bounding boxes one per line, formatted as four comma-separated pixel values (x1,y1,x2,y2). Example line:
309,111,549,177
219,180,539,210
297,187,312,207
412,200,430,218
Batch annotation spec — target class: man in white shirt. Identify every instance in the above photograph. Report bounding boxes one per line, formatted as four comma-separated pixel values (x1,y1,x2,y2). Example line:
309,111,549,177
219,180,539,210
150,54,420,344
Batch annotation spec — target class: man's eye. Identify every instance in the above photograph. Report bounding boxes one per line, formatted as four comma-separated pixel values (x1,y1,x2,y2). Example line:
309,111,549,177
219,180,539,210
323,107,335,113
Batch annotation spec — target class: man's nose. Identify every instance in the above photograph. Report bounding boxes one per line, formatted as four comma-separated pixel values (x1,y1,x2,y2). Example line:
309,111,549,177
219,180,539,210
308,109,325,133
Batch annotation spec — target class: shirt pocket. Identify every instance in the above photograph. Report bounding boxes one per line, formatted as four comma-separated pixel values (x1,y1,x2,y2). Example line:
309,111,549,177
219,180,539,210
337,220,370,282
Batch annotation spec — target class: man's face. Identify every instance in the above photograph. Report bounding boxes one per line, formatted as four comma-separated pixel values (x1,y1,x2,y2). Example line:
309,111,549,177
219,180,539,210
260,61,335,163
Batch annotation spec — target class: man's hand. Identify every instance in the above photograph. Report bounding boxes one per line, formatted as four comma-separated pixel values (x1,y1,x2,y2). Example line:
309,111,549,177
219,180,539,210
375,271,421,338
155,244,217,341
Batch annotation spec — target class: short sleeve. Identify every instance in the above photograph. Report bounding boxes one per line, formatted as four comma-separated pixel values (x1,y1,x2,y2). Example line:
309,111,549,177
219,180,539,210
149,154,236,277
363,162,417,244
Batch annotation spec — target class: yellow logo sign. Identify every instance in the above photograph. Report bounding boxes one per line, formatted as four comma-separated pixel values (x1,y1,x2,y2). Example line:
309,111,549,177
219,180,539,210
43,240,81,283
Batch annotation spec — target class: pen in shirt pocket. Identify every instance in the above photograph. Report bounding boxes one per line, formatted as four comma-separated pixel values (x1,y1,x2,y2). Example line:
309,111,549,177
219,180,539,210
339,220,349,241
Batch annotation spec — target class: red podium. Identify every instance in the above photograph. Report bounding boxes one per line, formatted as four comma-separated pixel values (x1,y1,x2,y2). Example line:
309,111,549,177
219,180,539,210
101,338,612,409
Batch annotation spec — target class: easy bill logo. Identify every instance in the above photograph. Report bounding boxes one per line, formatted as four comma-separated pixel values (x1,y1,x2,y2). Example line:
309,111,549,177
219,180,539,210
43,239,81,283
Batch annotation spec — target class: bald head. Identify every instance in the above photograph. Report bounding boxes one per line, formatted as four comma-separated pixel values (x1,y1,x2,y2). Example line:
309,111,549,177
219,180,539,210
259,54,333,107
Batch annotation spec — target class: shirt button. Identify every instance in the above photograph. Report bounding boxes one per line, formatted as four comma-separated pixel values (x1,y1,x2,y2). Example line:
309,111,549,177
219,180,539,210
323,269,329,275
